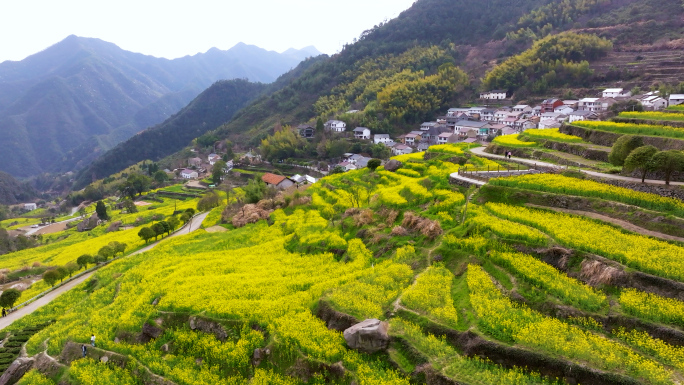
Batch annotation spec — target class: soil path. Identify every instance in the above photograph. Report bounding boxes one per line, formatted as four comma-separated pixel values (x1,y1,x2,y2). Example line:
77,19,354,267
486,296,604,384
0,212,209,330
526,204,684,243
470,146,684,186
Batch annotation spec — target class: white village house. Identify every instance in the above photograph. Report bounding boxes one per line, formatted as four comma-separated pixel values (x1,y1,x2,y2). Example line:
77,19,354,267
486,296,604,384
24,203,37,211
374,134,394,145
353,127,371,140
602,88,632,98
208,153,221,165
325,120,347,132
568,110,598,123
669,94,684,106
479,90,507,100
180,169,199,179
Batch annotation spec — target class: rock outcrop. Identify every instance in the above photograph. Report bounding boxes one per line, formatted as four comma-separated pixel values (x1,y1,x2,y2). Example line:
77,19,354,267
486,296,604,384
343,319,390,353
189,316,228,342
0,357,34,385
384,159,402,172
77,213,100,232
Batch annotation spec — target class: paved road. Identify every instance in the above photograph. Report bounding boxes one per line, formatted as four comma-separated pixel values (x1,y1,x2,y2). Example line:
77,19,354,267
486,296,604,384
470,146,684,186
0,212,209,330
21,216,82,236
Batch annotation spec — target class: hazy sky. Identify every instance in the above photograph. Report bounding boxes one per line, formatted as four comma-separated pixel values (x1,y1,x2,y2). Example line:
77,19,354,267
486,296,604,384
0,0,416,63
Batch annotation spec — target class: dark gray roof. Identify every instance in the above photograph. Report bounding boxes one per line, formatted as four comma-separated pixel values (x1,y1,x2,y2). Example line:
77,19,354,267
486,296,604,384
353,127,369,132
455,120,490,128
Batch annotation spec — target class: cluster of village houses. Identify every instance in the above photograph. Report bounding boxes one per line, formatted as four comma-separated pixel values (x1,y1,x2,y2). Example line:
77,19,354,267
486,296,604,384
297,88,684,168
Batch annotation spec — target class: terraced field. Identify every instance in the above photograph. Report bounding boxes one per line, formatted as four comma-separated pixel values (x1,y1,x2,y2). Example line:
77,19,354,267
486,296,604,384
3,146,684,385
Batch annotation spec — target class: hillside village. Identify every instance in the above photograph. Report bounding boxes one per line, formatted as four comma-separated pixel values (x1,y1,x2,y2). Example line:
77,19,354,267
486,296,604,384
295,88,684,171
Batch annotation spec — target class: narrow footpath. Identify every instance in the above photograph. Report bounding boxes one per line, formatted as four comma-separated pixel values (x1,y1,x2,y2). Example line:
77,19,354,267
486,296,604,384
0,212,209,330
469,146,684,186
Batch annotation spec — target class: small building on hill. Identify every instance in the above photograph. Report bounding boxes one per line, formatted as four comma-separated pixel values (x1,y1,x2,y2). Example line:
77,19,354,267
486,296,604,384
669,94,684,106
188,157,202,167
180,169,198,179
353,127,371,139
479,90,507,100
262,173,295,189
297,124,315,138
24,203,37,211
208,154,221,165
541,99,563,113
325,120,347,132
602,88,631,98
568,110,598,123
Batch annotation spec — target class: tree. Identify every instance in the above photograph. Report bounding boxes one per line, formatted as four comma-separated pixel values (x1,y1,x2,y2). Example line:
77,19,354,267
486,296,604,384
650,150,684,185
65,262,79,277
152,223,165,240
109,241,127,256
198,191,222,211
330,165,345,174
56,266,68,282
138,227,155,243
95,201,109,221
244,178,267,204
610,99,643,114
167,216,180,231
0,289,21,309
43,270,60,287
160,221,172,235
624,145,658,183
370,144,391,160
98,245,114,261
316,118,324,133
122,200,138,214
609,135,644,166
77,254,94,269
154,170,168,184
367,159,382,172
212,160,227,184
78,207,87,218
180,212,191,224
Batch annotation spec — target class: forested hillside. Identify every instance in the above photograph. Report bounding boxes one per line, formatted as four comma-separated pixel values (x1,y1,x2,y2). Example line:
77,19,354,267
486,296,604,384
0,172,35,205
0,36,319,178
193,0,684,148
73,56,327,189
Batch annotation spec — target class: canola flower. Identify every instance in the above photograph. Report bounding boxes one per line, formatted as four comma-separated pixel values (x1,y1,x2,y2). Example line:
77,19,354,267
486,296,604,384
401,265,459,327
523,128,583,143
619,289,684,328
485,203,684,282
614,328,684,373
467,264,673,384
619,111,684,122
9,208,418,384
492,134,537,147
70,358,138,385
573,120,684,139
490,174,684,216
16,370,55,385
391,319,563,384
468,208,548,245
488,251,607,311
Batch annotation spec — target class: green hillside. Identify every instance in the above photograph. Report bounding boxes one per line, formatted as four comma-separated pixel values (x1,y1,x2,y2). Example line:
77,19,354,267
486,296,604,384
2,145,684,384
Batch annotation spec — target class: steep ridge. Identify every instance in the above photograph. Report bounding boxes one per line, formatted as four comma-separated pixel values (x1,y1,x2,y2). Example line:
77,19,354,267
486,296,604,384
0,36,320,177
72,55,327,188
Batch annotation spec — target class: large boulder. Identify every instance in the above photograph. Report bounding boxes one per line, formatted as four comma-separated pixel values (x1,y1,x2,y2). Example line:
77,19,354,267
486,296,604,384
384,159,403,172
0,357,34,385
343,319,390,353
189,316,228,342
77,213,100,232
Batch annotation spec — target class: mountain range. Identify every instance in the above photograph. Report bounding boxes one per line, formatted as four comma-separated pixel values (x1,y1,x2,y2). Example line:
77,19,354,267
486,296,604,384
0,35,320,178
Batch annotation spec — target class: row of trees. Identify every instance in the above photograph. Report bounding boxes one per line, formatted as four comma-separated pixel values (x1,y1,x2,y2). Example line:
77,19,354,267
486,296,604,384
611,135,684,184
136,212,193,243
41,241,130,288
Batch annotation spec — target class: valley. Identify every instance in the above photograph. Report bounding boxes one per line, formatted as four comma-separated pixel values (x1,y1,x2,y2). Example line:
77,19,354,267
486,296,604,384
0,0,683,384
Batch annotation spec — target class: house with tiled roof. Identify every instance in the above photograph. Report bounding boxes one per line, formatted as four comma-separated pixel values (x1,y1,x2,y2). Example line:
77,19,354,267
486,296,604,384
262,173,295,189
